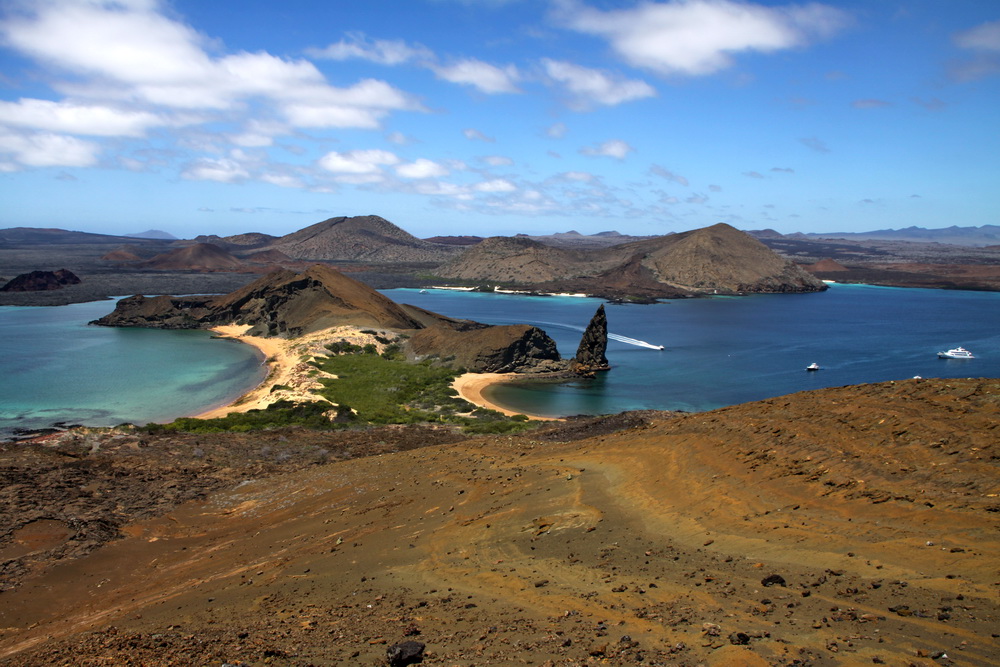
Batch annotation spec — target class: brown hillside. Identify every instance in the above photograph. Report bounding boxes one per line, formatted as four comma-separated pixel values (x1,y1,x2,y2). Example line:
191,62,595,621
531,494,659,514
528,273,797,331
2,379,997,665
639,223,825,292
436,236,603,283
100,248,143,262
440,223,825,295
805,258,850,272
270,215,461,263
241,248,295,264
140,243,246,271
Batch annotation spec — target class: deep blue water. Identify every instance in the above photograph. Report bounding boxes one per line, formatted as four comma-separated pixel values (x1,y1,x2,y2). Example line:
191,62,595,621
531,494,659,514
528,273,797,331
385,284,1000,416
0,285,996,436
0,299,267,436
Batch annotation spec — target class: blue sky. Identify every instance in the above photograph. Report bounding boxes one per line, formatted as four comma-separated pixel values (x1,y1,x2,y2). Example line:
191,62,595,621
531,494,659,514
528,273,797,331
0,0,997,239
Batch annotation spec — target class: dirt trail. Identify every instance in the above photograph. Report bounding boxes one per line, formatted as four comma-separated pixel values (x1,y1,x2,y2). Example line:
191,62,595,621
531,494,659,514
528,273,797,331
1,378,997,665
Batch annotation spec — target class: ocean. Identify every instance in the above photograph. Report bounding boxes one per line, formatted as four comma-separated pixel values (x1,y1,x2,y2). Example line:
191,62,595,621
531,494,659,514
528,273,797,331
385,284,1000,417
0,284,997,435
0,299,267,437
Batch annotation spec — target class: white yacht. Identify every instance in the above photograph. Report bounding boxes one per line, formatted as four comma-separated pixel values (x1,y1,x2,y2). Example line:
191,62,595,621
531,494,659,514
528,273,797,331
937,347,974,359
806,362,820,371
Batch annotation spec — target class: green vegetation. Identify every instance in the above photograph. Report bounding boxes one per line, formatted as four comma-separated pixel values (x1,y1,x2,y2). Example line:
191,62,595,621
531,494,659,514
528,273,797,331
147,341,539,435
145,400,344,434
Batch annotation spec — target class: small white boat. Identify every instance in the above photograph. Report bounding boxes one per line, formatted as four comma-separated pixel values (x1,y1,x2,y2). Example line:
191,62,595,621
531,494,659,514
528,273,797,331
806,362,820,371
938,346,974,359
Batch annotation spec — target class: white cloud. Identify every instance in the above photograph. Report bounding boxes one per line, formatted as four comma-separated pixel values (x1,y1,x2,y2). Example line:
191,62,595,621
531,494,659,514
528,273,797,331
260,173,304,189
474,178,516,192
397,158,450,179
309,32,433,65
318,149,400,175
954,20,1000,52
0,98,162,136
0,1,421,130
561,171,596,182
463,128,495,142
541,59,655,108
0,129,101,167
431,59,521,94
555,0,849,76
650,164,689,186
182,157,250,183
481,155,514,166
546,122,568,139
580,139,634,159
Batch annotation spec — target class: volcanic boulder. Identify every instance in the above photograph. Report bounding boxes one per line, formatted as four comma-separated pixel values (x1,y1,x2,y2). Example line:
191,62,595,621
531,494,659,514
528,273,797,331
570,304,610,376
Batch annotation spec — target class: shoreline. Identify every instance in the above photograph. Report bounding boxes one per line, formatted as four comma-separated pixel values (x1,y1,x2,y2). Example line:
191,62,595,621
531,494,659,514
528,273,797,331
193,325,291,419
194,328,561,423
451,372,560,421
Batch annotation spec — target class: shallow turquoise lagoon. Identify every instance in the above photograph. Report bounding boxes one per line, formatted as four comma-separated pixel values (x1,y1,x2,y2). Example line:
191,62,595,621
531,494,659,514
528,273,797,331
0,299,266,436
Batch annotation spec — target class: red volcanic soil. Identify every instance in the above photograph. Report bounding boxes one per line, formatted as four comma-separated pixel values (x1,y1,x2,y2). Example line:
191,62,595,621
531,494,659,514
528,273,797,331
1,378,998,665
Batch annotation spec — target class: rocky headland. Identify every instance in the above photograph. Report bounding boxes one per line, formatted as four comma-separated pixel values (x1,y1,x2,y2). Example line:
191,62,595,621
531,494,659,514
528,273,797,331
90,265,583,378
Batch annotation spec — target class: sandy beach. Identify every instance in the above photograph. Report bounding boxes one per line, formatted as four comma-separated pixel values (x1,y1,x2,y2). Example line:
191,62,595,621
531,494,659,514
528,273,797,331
195,327,557,422
451,372,556,420
193,325,373,420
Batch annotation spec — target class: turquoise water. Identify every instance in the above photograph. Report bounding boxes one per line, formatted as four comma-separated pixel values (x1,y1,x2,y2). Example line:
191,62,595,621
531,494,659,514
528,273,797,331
1,285,997,435
0,299,267,436
385,284,1000,416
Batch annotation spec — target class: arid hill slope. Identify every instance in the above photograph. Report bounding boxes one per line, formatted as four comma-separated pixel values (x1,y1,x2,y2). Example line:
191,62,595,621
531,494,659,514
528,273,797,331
2,378,996,665
270,215,461,263
439,223,825,295
139,242,246,271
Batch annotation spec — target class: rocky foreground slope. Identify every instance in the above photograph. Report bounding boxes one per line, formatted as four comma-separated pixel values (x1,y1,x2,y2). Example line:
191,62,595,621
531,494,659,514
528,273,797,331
1,378,996,665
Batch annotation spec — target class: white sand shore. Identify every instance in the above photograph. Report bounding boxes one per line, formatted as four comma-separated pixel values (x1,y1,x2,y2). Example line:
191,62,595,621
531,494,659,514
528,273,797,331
451,372,557,421
193,326,559,423
193,325,374,419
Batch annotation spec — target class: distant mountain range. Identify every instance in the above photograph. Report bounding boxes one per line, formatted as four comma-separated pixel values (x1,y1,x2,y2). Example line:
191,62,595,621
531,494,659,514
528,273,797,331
125,229,178,240
804,225,1000,247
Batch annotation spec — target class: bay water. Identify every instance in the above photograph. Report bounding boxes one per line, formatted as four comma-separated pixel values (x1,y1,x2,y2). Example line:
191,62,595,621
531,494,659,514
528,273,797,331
386,284,1000,417
0,299,267,437
0,284,996,436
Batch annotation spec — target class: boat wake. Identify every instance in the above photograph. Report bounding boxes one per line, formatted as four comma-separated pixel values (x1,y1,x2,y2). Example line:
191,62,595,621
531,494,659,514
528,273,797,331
479,319,664,350
608,333,664,350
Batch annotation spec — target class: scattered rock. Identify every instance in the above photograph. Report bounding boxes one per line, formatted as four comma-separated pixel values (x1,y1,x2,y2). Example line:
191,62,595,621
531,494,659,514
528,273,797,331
761,574,786,587
386,640,425,666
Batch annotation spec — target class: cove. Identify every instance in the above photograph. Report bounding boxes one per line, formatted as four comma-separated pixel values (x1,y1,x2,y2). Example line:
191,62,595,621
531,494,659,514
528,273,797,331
0,299,267,437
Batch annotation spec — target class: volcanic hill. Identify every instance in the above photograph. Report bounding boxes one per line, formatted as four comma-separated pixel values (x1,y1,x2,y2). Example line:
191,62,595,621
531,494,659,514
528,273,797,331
437,223,825,297
2,378,996,665
269,215,462,263
139,242,246,272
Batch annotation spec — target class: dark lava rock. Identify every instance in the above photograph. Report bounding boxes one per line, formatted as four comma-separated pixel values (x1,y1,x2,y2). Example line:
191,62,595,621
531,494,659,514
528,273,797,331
729,632,751,645
570,304,610,376
386,640,425,666
761,574,786,587
1,269,81,292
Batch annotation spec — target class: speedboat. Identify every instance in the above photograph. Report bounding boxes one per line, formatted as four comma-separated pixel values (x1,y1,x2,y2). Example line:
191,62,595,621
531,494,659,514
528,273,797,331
937,347,974,359
805,362,820,371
